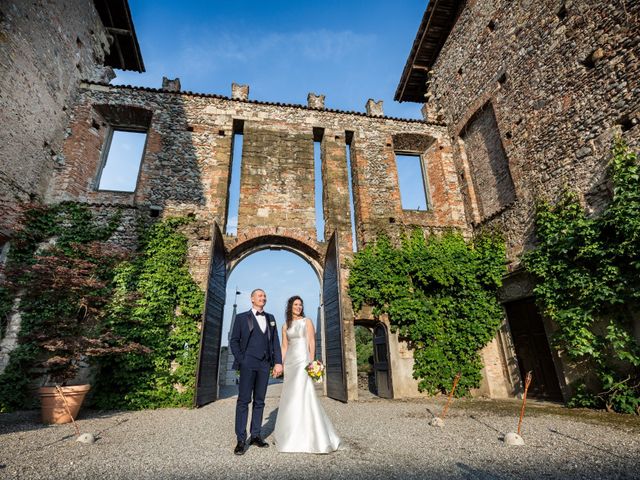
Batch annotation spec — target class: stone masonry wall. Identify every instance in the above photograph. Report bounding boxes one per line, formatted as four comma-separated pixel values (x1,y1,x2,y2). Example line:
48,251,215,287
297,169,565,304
47,82,469,400
0,0,113,238
239,125,316,238
422,0,640,264
460,102,516,219
49,83,468,251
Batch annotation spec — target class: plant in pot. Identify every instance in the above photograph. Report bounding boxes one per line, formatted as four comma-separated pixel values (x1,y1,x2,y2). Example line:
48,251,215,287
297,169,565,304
11,240,148,424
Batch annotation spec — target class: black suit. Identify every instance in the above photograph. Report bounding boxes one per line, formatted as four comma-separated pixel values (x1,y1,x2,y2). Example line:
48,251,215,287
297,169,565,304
230,309,282,442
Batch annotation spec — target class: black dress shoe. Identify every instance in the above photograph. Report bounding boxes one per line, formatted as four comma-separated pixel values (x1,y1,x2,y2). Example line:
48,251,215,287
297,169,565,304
248,436,269,448
234,441,245,455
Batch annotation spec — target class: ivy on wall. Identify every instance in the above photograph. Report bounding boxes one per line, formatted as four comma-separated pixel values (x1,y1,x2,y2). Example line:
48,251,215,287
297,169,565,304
92,217,204,409
348,229,506,396
0,202,123,411
524,139,640,414
0,204,204,411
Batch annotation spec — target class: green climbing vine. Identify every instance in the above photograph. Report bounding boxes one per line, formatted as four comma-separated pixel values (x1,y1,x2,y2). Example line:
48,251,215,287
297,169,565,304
91,217,204,409
348,229,506,396
524,139,640,414
0,202,123,411
0,203,204,411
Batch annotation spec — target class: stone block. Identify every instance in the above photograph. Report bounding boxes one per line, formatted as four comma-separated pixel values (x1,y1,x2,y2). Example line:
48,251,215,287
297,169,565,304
231,83,249,100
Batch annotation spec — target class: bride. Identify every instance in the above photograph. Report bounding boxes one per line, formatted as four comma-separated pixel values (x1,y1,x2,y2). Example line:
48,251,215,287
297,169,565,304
273,295,340,453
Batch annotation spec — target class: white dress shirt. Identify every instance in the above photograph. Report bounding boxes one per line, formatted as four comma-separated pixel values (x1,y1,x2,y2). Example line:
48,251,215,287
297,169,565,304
251,308,267,333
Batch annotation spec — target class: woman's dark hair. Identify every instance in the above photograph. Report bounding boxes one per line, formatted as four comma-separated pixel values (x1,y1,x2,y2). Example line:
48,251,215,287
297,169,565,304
285,295,305,329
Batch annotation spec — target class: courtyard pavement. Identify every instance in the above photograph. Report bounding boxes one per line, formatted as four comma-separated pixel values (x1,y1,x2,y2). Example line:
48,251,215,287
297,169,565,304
0,384,638,479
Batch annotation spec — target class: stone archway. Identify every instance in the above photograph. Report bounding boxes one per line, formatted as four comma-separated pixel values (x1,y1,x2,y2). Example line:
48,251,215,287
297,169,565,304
194,227,349,406
227,234,323,280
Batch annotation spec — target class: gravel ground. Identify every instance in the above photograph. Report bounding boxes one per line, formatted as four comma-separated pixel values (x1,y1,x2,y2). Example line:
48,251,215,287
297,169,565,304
1,384,639,480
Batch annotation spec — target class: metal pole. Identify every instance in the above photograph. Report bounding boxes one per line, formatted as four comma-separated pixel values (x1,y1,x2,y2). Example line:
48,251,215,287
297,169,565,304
441,372,462,419
517,371,533,435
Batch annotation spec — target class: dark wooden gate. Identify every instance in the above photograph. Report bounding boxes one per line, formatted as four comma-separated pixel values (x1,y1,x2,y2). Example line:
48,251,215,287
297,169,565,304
323,232,348,402
194,223,227,407
373,323,392,398
504,298,562,400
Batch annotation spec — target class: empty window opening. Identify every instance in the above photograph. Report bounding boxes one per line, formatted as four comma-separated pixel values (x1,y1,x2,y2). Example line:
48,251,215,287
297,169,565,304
395,154,429,211
225,120,244,236
345,131,358,251
580,51,596,70
617,115,635,133
557,4,568,21
313,127,325,242
97,129,146,192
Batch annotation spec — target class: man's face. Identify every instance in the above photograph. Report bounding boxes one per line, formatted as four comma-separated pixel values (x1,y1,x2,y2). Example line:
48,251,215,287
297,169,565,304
251,290,267,310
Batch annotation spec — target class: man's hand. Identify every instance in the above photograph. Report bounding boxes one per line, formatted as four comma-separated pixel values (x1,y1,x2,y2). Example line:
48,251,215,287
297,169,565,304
272,363,283,378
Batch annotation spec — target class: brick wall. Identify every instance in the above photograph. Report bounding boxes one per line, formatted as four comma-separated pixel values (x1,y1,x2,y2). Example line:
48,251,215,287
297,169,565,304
47,82,470,400
0,0,113,237
422,0,640,263
50,83,468,250
460,102,516,220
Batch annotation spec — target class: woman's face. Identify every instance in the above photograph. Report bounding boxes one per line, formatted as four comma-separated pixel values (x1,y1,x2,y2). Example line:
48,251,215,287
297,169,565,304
292,299,303,317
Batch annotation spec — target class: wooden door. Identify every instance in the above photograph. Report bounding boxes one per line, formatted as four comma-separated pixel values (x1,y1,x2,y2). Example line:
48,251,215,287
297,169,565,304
194,223,226,407
323,232,348,402
504,298,562,400
373,323,392,398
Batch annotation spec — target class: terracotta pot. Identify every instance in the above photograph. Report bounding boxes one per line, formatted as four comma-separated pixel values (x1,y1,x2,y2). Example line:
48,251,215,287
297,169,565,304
38,384,91,424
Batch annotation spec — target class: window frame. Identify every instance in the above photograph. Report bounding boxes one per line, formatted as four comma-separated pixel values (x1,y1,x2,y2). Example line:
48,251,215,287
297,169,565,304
95,126,148,193
393,150,432,211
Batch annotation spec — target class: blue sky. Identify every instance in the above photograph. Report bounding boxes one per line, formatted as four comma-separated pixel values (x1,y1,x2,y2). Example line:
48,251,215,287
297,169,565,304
110,1,429,343
114,0,426,119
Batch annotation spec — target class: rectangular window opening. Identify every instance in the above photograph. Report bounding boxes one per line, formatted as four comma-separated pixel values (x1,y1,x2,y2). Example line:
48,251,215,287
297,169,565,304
97,129,147,192
225,120,245,236
313,127,325,242
345,132,358,251
395,153,430,211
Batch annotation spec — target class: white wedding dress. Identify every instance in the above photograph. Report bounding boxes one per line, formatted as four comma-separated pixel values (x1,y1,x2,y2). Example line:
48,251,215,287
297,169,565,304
273,318,341,453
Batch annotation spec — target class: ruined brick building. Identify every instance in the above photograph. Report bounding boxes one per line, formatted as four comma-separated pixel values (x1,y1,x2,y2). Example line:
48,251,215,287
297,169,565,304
396,0,639,400
1,0,638,403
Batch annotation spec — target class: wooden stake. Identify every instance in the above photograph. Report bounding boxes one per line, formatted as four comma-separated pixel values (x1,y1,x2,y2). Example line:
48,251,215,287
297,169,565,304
441,372,462,419
517,371,533,436
55,385,80,436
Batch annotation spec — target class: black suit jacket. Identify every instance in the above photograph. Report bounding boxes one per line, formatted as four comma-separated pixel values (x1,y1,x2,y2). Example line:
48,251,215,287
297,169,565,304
229,310,283,370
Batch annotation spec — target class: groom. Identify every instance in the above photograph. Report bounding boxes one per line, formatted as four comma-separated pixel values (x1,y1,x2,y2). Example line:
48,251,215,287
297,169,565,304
230,288,283,455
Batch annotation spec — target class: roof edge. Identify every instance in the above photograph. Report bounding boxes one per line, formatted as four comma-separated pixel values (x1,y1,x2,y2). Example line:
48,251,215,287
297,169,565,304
80,81,447,126
395,0,465,103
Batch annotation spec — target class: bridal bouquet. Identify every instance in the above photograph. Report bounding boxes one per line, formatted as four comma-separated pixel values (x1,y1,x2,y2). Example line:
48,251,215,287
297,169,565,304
306,360,325,383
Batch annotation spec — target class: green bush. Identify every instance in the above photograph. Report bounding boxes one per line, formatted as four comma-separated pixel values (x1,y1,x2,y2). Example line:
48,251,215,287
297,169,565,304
348,229,506,396
524,139,640,414
0,204,204,411
91,217,203,409
355,326,373,373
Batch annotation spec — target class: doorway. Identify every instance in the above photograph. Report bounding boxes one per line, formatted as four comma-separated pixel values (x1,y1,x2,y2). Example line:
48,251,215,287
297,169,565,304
194,226,349,406
504,298,562,400
354,321,392,399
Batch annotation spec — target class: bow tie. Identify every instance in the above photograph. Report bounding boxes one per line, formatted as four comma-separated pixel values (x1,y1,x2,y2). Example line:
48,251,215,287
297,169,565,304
255,311,265,316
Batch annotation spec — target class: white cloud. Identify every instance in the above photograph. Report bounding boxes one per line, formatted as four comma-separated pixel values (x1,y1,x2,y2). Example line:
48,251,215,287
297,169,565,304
178,28,375,75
